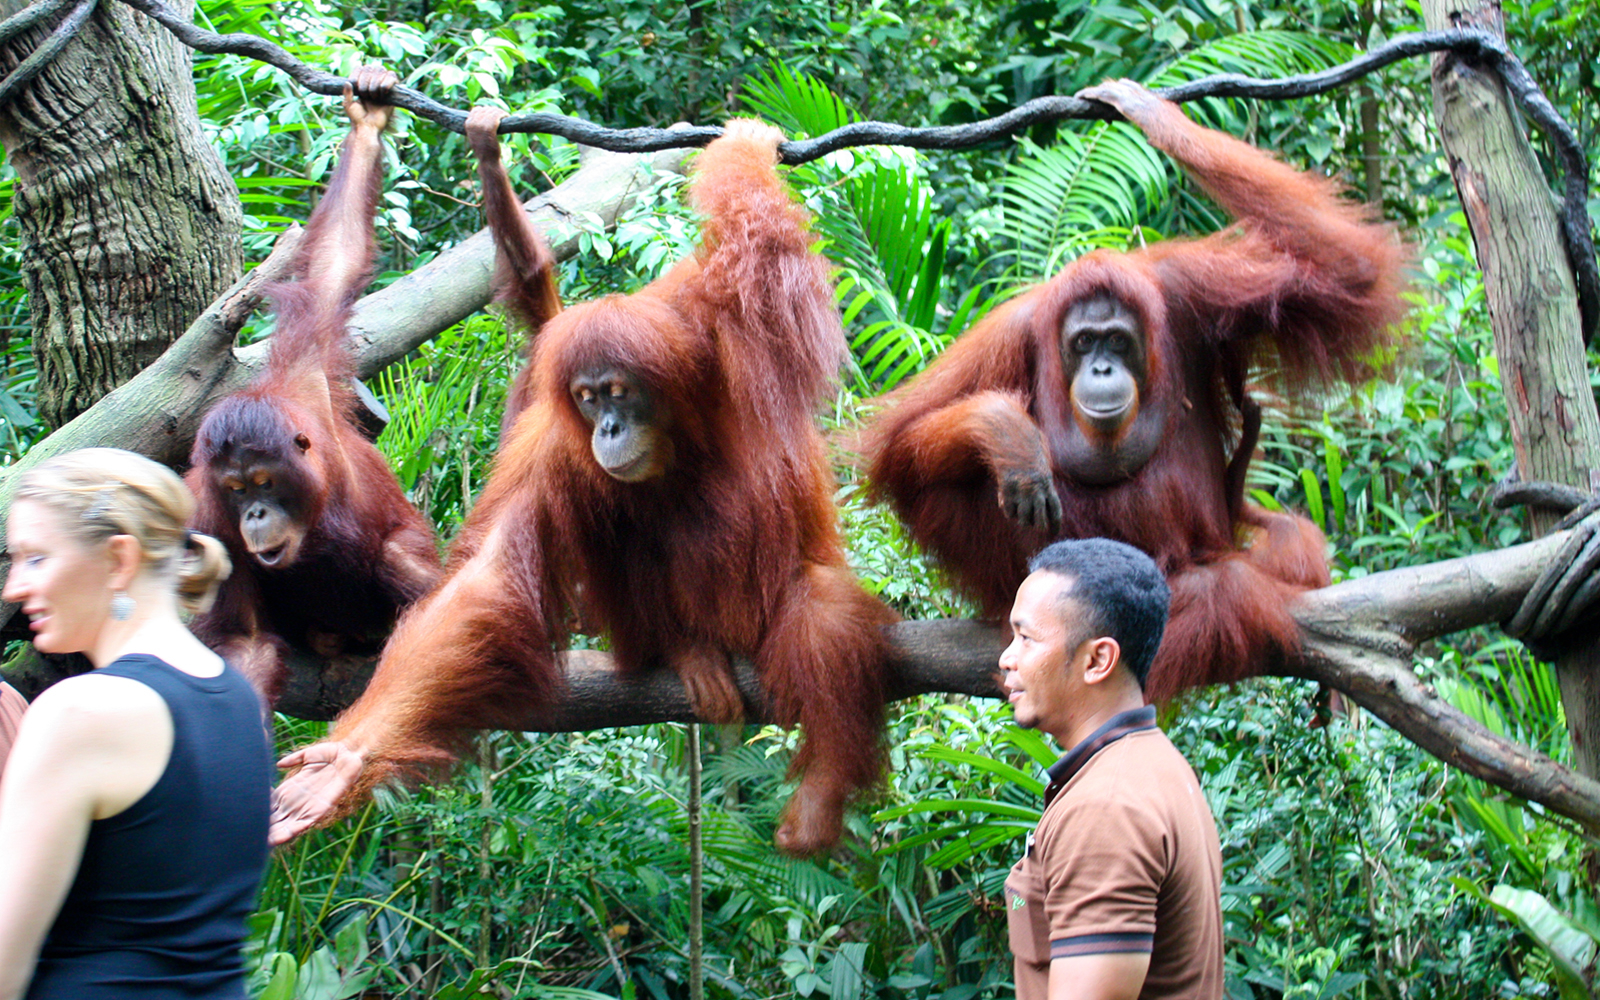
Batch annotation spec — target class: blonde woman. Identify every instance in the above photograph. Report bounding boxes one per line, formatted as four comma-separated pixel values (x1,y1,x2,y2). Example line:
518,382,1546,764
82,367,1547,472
0,448,270,1000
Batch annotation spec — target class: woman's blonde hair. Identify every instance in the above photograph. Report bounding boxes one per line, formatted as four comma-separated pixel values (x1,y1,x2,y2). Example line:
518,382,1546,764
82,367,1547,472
12,448,231,613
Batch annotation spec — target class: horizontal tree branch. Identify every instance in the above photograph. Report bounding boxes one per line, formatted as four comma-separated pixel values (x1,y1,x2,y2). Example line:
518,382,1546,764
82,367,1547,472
265,532,1600,833
1286,534,1600,829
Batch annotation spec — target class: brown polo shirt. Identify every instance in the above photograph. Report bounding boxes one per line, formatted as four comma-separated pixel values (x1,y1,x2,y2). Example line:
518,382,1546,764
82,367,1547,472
1006,706,1222,999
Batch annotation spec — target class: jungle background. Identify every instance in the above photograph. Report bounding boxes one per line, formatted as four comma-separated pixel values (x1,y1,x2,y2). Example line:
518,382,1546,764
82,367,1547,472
1,0,1597,996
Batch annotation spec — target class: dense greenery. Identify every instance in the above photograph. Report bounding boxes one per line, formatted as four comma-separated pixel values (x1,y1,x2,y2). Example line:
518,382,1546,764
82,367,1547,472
3,0,1600,997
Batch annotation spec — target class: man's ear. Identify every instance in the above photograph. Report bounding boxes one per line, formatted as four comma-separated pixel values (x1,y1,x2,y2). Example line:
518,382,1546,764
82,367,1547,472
1081,637,1121,685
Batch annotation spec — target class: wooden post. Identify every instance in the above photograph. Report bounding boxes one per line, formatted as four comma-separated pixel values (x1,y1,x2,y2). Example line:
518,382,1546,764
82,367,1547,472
688,723,704,1000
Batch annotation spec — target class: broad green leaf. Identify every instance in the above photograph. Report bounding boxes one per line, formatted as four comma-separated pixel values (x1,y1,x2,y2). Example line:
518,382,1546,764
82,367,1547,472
1454,879,1597,1000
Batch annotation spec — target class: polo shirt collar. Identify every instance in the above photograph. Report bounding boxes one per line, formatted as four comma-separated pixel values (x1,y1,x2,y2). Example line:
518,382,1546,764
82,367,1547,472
1042,705,1157,806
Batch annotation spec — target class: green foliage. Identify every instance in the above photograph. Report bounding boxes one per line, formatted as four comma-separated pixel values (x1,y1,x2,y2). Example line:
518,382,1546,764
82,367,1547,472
739,64,994,393
1453,883,1598,1000
247,910,377,1000
1504,0,1600,194
1434,639,1600,996
535,0,1007,129
823,156,968,392
0,173,40,463
197,0,583,271
742,62,857,141
995,25,1350,285
1257,224,1521,579
996,131,1169,281
1176,679,1513,998
372,316,518,533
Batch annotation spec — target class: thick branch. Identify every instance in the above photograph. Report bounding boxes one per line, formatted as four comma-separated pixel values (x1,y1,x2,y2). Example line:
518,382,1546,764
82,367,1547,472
263,533,1600,832
278,619,1012,728
1287,535,1600,829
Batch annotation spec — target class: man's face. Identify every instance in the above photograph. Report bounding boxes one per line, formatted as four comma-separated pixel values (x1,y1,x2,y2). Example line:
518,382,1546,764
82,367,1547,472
999,570,1092,733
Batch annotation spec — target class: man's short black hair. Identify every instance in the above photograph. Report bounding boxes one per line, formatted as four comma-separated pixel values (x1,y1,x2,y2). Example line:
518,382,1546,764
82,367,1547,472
1028,538,1170,687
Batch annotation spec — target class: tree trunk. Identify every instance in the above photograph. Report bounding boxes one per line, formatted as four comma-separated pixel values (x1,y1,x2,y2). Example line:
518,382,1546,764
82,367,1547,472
0,0,242,428
1421,0,1600,777
1358,2,1383,206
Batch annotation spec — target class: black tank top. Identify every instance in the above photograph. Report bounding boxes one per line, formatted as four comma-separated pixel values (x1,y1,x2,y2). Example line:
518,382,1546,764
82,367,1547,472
26,654,272,999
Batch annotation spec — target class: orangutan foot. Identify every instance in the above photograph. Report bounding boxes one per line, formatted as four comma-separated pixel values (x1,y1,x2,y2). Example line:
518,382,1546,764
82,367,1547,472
774,777,848,857
672,646,744,725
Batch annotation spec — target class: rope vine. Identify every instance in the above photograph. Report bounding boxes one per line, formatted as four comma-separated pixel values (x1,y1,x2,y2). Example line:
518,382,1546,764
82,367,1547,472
0,0,1595,340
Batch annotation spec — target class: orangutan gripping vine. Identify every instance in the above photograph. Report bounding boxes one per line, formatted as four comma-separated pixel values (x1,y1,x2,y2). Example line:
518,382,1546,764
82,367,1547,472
862,79,1409,704
186,67,441,707
271,115,896,857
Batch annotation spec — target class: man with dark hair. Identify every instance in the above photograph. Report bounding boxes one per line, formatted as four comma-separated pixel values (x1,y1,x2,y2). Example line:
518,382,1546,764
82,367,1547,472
1002,538,1223,1000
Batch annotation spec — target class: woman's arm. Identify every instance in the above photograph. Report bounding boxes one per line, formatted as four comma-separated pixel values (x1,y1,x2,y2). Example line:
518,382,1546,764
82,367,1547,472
0,682,26,774
0,674,171,1000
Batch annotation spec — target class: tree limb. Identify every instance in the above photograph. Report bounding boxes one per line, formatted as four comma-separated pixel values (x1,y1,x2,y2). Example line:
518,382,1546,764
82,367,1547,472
1287,534,1600,829
263,532,1600,833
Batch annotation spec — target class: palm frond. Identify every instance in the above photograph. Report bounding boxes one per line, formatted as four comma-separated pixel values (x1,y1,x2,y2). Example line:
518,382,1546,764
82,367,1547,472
1152,29,1353,131
807,157,972,391
996,29,1349,287
1154,29,1351,85
740,61,856,138
997,128,1169,282
743,64,1001,390
373,352,480,492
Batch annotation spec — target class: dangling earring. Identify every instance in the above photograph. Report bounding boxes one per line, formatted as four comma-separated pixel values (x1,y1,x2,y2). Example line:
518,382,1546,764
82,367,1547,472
110,591,135,622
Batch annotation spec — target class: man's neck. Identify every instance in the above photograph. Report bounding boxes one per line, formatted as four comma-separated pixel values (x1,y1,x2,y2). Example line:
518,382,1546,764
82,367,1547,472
1052,692,1147,751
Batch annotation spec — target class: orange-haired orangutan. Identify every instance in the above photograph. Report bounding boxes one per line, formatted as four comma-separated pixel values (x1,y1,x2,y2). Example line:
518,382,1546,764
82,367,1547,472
187,67,440,707
863,79,1408,704
271,115,896,856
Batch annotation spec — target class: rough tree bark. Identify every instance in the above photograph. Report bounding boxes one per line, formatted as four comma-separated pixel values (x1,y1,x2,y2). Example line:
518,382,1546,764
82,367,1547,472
1422,0,1600,777
0,0,243,428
